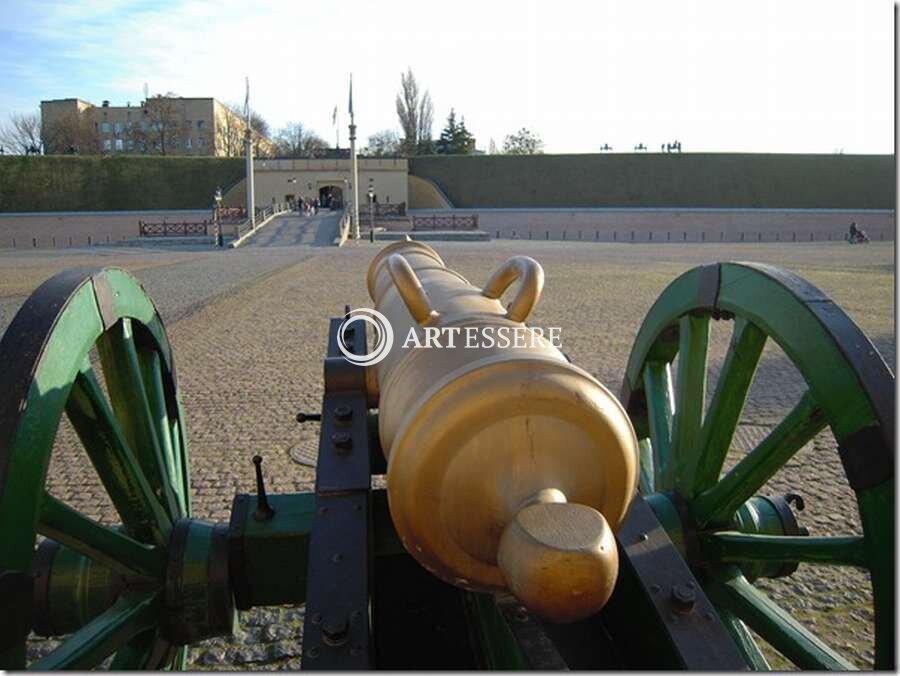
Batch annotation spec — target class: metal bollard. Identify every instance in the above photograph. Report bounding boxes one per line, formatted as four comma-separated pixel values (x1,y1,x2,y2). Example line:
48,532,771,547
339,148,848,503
613,231,617,241
12,238,15,248
630,231,634,242
595,230,599,241
740,232,745,242
578,230,582,240
68,236,72,247
649,231,653,241
32,238,37,248
683,232,687,241
667,232,671,241
810,232,814,241
52,236,56,247
563,230,567,240
545,231,549,240
88,236,92,246
528,231,532,240
792,232,796,242
720,231,724,241
758,233,762,242
701,232,705,242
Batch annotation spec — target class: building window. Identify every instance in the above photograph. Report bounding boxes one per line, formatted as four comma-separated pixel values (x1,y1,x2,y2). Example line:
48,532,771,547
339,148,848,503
114,122,124,133
115,139,124,151
185,137,192,149
101,122,111,133
197,137,204,148
103,139,112,151
197,120,204,129
126,139,134,150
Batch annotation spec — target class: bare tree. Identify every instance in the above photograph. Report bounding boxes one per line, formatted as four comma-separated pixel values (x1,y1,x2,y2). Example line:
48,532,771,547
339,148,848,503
223,103,273,157
249,111,270,139
274,122,328,157
129,94,181,155
43,110,100,154
502,127,544,155
217,110,244,157
395,68,434,155
365,129,401,156
0,112,43,154
417,91,433,149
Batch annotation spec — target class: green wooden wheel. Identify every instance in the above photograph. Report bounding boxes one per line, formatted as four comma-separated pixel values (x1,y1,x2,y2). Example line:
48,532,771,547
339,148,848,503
0,268,192,669
622,262,894,670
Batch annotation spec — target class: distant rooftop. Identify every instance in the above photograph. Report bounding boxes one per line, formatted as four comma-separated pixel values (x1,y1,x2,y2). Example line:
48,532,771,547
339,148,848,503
41,96,218,108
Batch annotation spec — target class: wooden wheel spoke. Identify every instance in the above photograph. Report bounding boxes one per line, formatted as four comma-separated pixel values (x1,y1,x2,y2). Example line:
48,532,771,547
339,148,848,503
693,318,767,493
692,390,826,526
96,318,181,520
66,361,172,545
701,532,868,568
643,361,675,489
671,314,710,494
109,629,172,670
29,592,159,670
38,493,165,579
638,438,655,494
715,606,770,670
708,570,855,670
137,349,187,515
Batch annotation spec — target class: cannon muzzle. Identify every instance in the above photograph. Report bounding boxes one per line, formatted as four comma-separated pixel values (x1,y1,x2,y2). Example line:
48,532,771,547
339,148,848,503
367,240,638,623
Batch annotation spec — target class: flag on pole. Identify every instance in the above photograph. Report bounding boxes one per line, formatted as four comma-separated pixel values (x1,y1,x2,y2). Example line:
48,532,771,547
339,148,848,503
332,106,337,126
348,74,354,117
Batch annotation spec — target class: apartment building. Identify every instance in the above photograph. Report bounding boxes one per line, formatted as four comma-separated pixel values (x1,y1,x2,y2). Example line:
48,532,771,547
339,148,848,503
40,97,274,157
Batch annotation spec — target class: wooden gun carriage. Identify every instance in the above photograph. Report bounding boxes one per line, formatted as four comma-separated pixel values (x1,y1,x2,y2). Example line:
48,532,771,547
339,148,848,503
0,241,893,670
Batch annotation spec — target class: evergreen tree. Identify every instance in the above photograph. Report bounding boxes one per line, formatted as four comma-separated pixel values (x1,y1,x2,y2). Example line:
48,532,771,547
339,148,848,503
436,109,476,155
455,116,476,154
436,108,458,154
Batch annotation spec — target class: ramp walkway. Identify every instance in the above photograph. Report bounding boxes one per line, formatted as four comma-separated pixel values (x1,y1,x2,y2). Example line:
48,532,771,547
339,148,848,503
244,211,342,248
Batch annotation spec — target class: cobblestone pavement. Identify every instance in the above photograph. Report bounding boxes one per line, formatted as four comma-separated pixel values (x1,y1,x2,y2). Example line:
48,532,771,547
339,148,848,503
4,238,893,669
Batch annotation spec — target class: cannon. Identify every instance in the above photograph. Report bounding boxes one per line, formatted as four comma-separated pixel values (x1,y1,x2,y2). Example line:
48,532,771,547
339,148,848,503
0,242,893,670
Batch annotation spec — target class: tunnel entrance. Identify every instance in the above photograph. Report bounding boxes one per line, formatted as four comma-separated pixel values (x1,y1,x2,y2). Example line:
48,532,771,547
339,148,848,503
318,185,343,210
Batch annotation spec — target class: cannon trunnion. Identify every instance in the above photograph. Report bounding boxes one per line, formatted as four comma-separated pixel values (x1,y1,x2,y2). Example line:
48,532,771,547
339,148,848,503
0,247,893,670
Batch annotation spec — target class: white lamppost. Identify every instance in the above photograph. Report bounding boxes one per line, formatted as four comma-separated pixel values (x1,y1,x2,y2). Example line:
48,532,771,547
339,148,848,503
287,178,297,211
213,186,223,248
368,180,375,237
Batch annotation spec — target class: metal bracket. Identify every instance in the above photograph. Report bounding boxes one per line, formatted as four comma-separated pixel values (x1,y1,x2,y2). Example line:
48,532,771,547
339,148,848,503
301,315,373,669
607,495,747,670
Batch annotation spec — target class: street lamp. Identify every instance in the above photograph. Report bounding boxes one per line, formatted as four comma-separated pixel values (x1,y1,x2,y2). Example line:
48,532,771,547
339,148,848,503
287,178,297,211
367,180,375,241
213,186,223,248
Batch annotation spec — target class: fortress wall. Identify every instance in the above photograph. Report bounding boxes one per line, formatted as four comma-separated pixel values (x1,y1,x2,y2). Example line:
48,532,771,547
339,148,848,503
410,154,895,210
0,156,245,212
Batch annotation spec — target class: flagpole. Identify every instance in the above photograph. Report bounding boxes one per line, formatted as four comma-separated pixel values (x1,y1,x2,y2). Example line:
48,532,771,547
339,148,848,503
333,106,339,149
349,74,360,240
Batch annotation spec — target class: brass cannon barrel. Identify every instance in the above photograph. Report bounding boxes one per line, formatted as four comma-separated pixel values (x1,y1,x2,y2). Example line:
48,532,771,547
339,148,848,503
366,240,639,622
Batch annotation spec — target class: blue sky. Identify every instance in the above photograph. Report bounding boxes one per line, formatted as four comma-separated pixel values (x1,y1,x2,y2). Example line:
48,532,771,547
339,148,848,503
0,0,894,153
